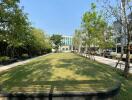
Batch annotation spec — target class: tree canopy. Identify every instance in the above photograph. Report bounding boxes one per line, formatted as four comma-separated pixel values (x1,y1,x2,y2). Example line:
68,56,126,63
0,0,51,58
50,34,63,52
73,3,114,53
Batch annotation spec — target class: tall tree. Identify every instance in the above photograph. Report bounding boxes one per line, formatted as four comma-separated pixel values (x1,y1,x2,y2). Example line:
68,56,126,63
73,29,83,53
0,0,52,57
100,0,132,77
81,3,114,55
0,0,31,57
27,28,51,55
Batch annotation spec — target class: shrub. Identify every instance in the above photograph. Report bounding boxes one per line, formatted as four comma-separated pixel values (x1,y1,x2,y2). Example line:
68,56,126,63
21,54,29,59
0,56,10,63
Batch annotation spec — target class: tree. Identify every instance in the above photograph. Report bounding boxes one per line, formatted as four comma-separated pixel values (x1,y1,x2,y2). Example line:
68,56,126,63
27,28,51,56
98,27,115,53
100,0,132,77
0,0,31,57
73,29,83,53
81,3,114,56
50,34,63,52
0,0,52,58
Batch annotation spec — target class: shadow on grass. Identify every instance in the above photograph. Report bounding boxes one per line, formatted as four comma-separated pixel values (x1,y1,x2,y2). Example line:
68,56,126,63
0,53,131,100
0,59,53,91
58,57,119,81
0,54,119,92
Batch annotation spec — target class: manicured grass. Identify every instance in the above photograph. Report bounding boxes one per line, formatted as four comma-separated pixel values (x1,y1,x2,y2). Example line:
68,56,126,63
0,53,132,100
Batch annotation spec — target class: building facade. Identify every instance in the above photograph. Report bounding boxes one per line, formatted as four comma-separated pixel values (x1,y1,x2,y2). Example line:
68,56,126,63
113,13,132,54
59,35,73,52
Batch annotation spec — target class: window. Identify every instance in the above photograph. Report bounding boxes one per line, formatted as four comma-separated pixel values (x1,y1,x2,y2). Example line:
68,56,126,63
66,48,68,51
117,37,121,43
117,46,121,53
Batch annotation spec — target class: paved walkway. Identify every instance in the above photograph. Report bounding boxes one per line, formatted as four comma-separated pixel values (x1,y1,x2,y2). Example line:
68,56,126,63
81,53,132,74
0,53,51,72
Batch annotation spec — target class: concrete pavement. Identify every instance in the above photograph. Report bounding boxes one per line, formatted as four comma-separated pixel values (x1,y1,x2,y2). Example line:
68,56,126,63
81,53,132,74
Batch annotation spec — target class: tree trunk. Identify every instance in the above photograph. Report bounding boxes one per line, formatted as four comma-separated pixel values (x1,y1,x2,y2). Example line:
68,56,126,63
78,40,82,53
78,45,81,53
121,0,130,77
85,44,88,53
124,43,130,77
115,53,123,68
115,33,124,68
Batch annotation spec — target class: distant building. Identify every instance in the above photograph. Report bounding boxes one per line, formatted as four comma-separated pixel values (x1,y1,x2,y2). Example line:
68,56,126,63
59,35,73,52
113,13,132,54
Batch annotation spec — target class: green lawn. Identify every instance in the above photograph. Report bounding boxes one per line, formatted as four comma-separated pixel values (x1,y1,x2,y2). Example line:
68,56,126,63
0,53,132,100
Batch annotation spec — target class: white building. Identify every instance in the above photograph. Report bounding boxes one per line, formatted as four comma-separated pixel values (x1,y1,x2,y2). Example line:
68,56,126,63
59,35,73,52
113,13,132,54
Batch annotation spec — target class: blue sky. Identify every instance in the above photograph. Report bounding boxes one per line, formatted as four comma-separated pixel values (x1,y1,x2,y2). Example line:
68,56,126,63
19,0,102,36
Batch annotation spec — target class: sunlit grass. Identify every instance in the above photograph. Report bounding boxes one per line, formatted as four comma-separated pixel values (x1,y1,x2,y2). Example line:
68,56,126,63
0,53,132,100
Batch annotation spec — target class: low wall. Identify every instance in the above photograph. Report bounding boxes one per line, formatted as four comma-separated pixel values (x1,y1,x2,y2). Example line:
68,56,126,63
0,82,121,100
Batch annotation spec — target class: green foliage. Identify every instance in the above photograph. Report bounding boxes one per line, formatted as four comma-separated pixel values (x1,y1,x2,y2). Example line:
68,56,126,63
91,3,96,10
82,3,107,47
0,0,31,56
0,56,10,62
50,34,63,52
73,3,114,52
72,3,115,54
28,28,52,55
0,1,51,58
73,29,82,49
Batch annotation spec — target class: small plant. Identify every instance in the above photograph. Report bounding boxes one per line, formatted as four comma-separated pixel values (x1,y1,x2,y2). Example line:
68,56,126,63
21,54,29,59
0,56,10,63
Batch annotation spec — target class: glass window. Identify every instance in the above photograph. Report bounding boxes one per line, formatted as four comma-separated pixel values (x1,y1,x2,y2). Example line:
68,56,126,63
117,46,121,53
66,48,68,50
